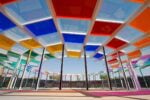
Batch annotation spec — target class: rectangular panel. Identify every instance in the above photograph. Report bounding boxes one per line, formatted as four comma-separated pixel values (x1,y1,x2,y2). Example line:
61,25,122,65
5,0,51,24
52,0,97,19
0,35,16,50
0,12,16,32
96,0,141,22
4,27,31,42
58,18,90,33
20,39,41,50
67,51,81,58
116,26,144,42
25,19,57,36
63,33,85,43
133,37,150,48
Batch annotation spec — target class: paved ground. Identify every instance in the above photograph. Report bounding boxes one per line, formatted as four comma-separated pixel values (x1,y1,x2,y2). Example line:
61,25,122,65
0,89,150,100
0,95,150,100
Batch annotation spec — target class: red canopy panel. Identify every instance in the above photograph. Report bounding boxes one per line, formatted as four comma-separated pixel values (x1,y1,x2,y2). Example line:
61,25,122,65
108,58,118,64
106,38,128,49
51,0,97,20
110,51,124,57
0,0,18,6
91,21,122,36
128,0,146,3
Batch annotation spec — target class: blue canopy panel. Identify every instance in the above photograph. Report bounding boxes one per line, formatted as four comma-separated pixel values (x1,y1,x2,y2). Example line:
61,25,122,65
85,45,100,51
58,18,91,34
116,26,144,43
86,36,109,45
0,12,16,32
96,0,142,22
25,19,57,37
4,0,51,24
93,53,103,59
3,27,31,42
37,32,61,46
121,45,137,53
65,43,83,51
63,33,86,43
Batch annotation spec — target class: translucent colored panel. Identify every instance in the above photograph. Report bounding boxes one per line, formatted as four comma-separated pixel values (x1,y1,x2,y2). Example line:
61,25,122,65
52,0,97,19
33,48,49,55
100,47,114,55
141,46,150,56
65,43,83,51
63,33,85,43
4,27,31,42
0,48,8,55
5,0,51,24
67,51,81,58
25,19,57,36
11,44,28,55
23,50,38,58
133,37,150,48
130,8,150,33
93,53,103,59
97,0,141,22
111,63,119,69
46,44,63,55
85,51,95,57
0,35,16,50
91,21,122,36
58,18,90,33
106,38,127,49
8,56,18,62
0,0,18,5
116,26,144,42
87,36,109,45
20,39,41,50
122,45,137,53
37,32,61,46
0,12,16,32
110,51,124,57
128,50,141,59
129,0,146,3
85,45,100,51
108,58,118,64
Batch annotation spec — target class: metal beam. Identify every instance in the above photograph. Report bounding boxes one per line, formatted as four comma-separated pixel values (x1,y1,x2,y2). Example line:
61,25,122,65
102,46,112,90
59,44,65,90
84,46,89,90
35,48,45,90
19,50,32,90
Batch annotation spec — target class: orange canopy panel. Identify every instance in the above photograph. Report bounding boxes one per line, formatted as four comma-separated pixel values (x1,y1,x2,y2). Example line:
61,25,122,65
0,35,15,50
67,51,81,58
128,50,141,59
130,8,150,33
46,44,63,55
20,39,41,50
111,63,120,69
129,0,146,3
133,36,150,48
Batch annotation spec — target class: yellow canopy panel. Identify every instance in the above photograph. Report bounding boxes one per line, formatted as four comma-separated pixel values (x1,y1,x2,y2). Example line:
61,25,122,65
67,51,81,58
20,39,41,50
46,44,63,55
0,35,16,50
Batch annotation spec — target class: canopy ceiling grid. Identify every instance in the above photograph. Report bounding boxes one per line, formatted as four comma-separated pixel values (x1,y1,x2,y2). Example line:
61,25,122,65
0,0,150,63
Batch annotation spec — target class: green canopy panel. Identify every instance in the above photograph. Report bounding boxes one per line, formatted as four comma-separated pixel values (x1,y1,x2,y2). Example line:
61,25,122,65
0,53,8,61
23,50,39,58
7,51,20,58
45,54,55,59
